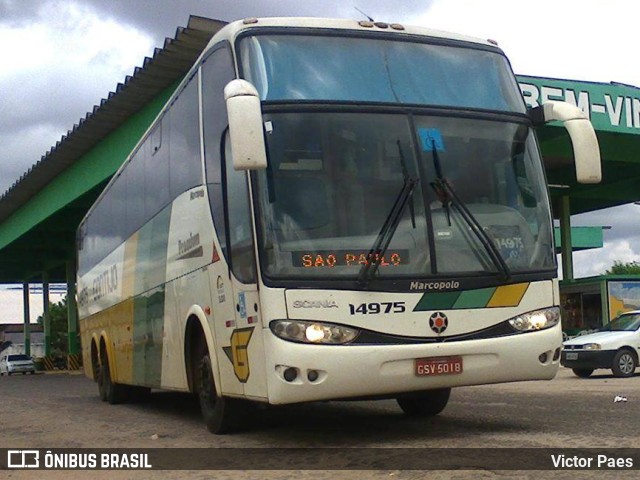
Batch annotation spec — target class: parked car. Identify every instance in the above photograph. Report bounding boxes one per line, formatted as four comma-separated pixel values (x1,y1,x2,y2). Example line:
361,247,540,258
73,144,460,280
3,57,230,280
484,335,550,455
0,354,36,375
562,310,640,378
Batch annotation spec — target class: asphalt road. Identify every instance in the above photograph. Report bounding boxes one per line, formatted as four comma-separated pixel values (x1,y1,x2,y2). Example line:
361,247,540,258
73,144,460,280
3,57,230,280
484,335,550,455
1,367,639,479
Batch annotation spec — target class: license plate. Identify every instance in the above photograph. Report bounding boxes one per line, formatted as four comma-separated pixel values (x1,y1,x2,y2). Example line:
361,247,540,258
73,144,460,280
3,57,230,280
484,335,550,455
415,356,463,376
565,352,578,360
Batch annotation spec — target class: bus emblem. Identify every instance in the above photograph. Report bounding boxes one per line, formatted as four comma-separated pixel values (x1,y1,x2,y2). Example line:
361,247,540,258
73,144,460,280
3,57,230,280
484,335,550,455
429,312,448,334
223,327,254,383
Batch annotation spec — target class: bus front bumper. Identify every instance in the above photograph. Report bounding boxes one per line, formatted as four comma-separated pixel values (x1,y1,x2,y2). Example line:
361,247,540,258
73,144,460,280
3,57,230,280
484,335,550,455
263,323,562,405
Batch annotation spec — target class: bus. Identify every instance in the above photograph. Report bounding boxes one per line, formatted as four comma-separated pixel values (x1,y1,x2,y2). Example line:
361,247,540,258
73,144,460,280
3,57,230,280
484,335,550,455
77,17,601,433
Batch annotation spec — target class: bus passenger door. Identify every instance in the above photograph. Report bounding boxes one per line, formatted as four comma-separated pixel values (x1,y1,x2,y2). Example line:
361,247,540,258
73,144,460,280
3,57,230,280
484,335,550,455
223,167,268,401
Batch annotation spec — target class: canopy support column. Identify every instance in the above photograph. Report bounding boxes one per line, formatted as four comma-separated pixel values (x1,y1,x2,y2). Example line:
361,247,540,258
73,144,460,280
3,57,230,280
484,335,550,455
23,282,31,356
42,272,51,357
66,260,79,356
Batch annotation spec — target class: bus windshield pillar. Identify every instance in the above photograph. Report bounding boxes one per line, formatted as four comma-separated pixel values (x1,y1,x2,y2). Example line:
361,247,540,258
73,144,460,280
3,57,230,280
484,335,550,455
559,195,574,280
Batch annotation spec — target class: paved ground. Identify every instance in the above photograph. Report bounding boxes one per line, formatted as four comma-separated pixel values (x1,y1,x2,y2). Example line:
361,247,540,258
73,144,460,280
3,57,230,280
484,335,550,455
1,367,639,479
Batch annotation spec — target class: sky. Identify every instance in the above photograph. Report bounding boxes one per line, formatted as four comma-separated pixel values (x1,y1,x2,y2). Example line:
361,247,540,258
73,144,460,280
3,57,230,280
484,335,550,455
1,0,640,321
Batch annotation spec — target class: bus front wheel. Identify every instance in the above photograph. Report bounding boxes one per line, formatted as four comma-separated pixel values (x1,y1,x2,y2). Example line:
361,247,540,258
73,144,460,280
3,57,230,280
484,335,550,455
198,353,245,434
396,388,451,417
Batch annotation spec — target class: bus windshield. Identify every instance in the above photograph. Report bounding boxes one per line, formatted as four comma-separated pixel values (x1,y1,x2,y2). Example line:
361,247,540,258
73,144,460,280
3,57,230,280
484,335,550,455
253,112,555,282
239,34,525,112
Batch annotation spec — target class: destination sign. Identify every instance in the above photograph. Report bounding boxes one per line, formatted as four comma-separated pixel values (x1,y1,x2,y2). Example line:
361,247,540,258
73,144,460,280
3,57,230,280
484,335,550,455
292,250,410,268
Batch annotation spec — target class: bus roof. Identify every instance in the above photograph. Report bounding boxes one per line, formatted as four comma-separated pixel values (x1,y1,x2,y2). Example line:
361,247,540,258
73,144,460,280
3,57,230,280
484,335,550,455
207,17,501,53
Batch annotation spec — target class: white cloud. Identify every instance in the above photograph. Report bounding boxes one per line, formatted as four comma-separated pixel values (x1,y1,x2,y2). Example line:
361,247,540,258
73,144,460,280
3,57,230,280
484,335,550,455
0,1,153,80
559,238,640,279
419,0,640,87
0,0,155,193
0,289,66,325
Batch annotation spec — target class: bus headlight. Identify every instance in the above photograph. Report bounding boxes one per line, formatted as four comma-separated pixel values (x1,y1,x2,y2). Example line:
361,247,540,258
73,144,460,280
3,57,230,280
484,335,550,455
271,320,359,344
508,307,560,332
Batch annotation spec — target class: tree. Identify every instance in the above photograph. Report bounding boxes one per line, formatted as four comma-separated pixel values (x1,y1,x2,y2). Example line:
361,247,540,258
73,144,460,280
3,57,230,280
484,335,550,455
37,296,69,356
605,261,640,275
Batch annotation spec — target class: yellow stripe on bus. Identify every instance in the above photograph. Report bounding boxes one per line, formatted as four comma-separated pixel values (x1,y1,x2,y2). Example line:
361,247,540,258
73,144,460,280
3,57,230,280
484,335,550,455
486,283,529,308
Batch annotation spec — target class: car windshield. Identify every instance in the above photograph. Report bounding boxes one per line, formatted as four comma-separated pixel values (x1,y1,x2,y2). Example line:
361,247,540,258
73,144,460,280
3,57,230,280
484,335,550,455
8,355,31,361
253,112,554,283
603,314,640,332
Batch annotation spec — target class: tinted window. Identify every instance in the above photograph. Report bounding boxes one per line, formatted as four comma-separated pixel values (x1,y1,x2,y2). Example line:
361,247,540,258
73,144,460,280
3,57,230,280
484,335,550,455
169,76,202,198
225,134,256,283
145,120,170,217
126,145,147,236
8,355,31,361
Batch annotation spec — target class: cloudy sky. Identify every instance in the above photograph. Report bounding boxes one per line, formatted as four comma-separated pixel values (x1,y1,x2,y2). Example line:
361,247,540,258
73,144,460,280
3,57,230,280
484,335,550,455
1,0,639,321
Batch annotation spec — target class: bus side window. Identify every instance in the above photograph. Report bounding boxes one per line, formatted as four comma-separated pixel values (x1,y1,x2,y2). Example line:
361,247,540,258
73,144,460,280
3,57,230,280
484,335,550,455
224,133,257,284
169,75,202,198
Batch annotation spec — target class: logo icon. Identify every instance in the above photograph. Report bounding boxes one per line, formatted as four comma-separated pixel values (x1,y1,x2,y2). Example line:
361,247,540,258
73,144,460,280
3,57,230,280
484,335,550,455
223,327,254,383
7,450,39,469
429,312,448,334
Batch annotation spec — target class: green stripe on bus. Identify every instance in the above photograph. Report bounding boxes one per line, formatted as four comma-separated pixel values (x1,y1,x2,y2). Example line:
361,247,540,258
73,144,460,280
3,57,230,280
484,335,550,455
413,291,461,311
413,283,530,311
452,288,496,309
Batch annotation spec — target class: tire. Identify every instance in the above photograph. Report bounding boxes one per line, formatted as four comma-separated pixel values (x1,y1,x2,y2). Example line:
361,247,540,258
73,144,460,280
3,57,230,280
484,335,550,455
612,349,637,378
129,386,151,403
572,368,594,378
100,353,128,404
396,388,451,417
198,353,245,434
97,362,108,402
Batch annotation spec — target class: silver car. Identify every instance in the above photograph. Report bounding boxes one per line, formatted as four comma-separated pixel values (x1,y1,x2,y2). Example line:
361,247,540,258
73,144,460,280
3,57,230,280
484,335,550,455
0,354,36,375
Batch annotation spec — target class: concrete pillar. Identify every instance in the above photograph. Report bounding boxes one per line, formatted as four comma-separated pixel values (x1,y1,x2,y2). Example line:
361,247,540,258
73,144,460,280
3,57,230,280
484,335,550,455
66,260,79,355
23,282,31,356
42,273,51,357
559,195,574,281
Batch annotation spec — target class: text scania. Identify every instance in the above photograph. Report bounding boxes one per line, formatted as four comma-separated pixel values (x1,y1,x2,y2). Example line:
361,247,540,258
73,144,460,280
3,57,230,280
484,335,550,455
410,281,460,291
292,300,338,308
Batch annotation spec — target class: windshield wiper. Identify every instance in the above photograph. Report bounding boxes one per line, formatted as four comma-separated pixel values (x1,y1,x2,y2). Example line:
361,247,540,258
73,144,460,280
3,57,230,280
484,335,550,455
428,142,511,281
357,148,418,287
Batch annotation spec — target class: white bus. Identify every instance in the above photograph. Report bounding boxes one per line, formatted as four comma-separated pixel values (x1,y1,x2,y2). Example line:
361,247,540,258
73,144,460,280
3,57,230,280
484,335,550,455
77,17,600,433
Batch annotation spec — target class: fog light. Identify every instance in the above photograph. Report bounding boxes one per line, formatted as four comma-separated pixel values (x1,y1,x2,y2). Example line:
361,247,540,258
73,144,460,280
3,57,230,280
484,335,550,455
283,367,298,382
538,352,548,363
307,370,319,382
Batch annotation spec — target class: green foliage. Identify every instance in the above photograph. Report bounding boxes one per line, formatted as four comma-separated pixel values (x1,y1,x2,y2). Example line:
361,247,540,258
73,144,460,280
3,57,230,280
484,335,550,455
36,296,69,355
605,260,640,275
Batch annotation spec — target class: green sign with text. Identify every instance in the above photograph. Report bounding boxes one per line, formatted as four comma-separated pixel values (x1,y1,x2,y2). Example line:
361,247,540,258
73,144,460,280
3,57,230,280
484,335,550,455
517,75,640,135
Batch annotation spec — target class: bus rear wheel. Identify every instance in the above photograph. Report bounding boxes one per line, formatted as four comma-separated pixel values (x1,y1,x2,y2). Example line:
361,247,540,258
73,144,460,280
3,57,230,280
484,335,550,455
99,351,128,404
198,353,247,434
396,388,451,417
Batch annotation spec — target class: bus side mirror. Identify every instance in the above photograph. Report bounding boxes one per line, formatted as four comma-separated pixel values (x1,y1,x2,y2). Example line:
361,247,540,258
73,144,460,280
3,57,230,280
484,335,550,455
224,79,268,170
530,100,601,184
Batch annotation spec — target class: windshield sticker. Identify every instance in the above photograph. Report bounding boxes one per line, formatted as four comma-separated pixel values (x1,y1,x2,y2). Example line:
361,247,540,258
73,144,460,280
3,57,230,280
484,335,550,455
238,292,247,319
418,128,445,152
487,225,524,262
